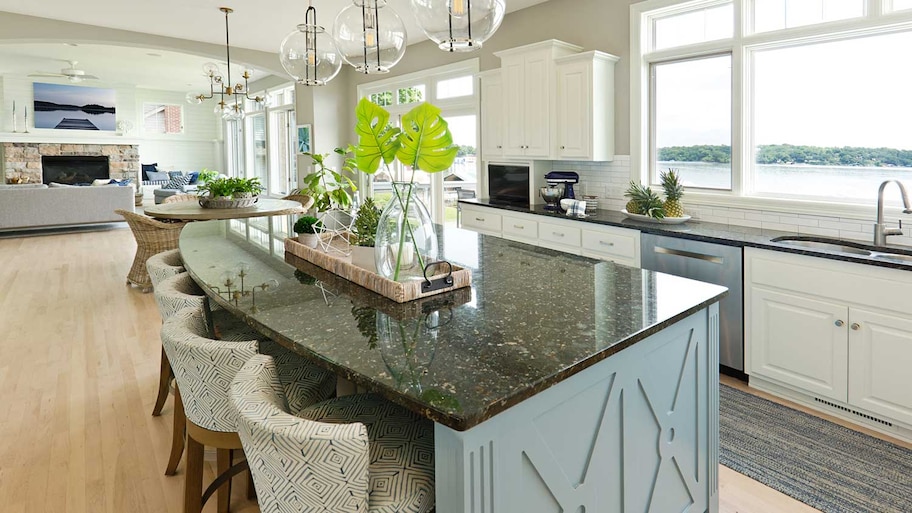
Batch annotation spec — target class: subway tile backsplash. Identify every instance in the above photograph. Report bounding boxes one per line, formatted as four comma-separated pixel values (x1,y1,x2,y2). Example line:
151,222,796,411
566,156,912,248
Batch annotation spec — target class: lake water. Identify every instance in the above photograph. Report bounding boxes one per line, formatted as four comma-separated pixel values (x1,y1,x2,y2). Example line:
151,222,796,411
34,110,116,131
660,161,912,202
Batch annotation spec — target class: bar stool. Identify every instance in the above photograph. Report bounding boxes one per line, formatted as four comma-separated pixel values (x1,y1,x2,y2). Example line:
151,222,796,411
162,308,335,513
230,354,436,513
147,249,186,418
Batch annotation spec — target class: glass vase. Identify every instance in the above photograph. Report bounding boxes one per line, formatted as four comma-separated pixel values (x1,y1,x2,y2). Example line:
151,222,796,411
374,182,438,282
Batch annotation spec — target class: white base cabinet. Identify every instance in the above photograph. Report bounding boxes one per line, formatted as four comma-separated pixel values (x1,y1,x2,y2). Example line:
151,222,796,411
460,204,639,267
745,248,912,441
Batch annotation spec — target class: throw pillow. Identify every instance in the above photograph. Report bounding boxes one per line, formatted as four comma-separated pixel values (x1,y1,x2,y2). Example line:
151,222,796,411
92,178,112,186
146,171,169,182
163,175,191,190
187,171,200,184
167,171,184,180
141,163,158,181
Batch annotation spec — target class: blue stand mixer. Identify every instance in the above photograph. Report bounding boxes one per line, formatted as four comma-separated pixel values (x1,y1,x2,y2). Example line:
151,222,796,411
545,171,580,211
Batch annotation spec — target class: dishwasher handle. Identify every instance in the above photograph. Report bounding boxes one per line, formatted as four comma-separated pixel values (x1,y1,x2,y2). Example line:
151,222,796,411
653,246,724,265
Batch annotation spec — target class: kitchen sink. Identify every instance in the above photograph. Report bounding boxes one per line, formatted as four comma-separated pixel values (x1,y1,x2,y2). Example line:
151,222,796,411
872,252,912,264
769,236,873,256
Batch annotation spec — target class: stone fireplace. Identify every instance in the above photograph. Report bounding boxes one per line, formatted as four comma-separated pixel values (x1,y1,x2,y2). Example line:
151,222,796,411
2,142,139,185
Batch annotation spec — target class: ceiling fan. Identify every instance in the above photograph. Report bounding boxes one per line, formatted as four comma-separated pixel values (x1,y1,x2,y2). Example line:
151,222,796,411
28,60,100,83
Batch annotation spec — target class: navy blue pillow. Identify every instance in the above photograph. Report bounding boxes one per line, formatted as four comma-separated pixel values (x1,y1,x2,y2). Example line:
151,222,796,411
141,163,158,181
187,171,200,184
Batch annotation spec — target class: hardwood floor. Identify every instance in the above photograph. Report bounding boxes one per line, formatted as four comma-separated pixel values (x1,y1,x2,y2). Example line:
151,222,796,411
0,226,894,513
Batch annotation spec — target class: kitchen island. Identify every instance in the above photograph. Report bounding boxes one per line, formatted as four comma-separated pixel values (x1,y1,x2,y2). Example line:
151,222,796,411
179,217,727,513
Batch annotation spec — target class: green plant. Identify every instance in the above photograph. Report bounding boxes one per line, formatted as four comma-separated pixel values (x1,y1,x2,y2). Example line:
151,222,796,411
197,177,263,199
350,98,458,279
301,150,358,212
293,215,322,234
353,197,381,247
197,168,218,183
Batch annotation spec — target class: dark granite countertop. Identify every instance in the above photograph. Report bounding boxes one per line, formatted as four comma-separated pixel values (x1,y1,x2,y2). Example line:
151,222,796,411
461,199,912,271
179,218,727,431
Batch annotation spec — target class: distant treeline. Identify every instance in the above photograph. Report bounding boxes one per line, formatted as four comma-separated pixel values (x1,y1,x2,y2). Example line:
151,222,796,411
34,100,115,114
658,144,912,167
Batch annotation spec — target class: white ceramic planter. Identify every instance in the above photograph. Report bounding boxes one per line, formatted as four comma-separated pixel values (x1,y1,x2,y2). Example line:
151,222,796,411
298,233,320,248
350,245,377,272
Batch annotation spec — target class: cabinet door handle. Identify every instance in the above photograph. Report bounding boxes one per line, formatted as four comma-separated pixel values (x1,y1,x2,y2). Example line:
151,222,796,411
599,241,615,247
553,232,565,237
513,225,524,229
560,145,566,149
475,217,485,222
497,145,502,149
851,322,861,331
835,320,845,327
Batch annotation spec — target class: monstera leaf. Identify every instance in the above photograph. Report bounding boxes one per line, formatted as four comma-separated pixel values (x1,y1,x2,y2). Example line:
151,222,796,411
354,98,400,174
397,103,458,173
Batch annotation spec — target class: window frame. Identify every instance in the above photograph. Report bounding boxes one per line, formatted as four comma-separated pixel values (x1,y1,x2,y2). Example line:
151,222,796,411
631,0,912,217
142,102,184,135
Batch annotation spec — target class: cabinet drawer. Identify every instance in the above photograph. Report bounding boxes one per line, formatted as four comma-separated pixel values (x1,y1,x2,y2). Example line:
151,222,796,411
538,221,581,247
502,215,538,239
582,228,637,260
461,207,502,233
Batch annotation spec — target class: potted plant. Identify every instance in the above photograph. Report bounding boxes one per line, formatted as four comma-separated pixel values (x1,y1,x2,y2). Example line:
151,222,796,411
293,215,322,248
300,150,358,213
196,176,264,207
351,197,381,270
197,168,219,184
350,98,457,281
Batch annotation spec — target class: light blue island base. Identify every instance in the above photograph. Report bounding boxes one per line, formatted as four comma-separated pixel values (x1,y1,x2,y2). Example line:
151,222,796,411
434,304,720,513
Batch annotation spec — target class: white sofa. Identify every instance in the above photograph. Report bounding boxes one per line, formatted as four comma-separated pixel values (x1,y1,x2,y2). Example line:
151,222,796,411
0,184,135,231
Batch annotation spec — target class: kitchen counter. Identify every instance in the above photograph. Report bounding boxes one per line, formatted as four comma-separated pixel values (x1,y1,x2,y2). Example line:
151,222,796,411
180,217,726,512
461,198,912,270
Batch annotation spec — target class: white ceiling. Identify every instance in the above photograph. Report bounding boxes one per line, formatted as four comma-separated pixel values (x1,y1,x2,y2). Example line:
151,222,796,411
0,0,549,92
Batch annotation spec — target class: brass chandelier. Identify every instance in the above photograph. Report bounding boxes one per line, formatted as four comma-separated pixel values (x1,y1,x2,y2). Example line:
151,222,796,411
186,7,264,119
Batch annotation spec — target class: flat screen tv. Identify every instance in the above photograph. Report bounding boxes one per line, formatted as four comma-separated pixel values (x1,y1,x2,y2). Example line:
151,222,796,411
488,164,530,206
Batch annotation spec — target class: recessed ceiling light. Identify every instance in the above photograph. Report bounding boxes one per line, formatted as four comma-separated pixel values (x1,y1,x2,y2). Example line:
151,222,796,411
147,53,162,57
63,43,78,47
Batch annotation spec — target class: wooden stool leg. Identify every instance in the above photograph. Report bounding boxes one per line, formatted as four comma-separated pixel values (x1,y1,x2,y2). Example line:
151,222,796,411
184,434,204,513
246,464,256,500
165,387,186,476
152,347,171,416
216,449,232,513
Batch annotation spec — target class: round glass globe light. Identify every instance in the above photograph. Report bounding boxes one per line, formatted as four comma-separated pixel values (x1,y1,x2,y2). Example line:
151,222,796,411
410,0,504,51
185,92,203,105
333,0,407,74
280,24,342,86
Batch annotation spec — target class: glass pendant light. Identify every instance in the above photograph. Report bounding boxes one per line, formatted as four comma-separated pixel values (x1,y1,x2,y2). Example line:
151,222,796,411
333,0,407,74
280,2,342,86
411,0,505,52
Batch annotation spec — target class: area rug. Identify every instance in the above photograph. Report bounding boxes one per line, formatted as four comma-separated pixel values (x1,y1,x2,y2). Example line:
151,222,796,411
719,384,912,513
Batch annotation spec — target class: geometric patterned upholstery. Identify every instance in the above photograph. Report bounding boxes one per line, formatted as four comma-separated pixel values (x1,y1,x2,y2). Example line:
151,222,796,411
153,272,208,321
146,248,184,290
230,354,436,513
162,308,336,434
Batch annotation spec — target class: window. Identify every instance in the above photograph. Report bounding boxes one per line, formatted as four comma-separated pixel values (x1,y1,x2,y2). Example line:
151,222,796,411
357,60,480,226
231,84,296,196
632,0,912,209
651,55,731,190
143,103,183,134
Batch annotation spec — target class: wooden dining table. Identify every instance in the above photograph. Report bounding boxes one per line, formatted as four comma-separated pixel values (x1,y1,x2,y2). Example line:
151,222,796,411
143,198,305,221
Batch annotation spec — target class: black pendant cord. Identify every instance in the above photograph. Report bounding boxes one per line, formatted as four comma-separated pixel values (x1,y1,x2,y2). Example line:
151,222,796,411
361,1,369,71
448,10,454,51
467,0,472,44
224,9,232,99
373,0,381,70
306,5,317,83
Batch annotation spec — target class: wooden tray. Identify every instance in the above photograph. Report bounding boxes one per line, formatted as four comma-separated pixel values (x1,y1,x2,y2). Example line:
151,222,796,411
285,237,472,303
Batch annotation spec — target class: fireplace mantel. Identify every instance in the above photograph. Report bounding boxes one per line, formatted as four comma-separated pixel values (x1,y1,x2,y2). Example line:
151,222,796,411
0,133,141,146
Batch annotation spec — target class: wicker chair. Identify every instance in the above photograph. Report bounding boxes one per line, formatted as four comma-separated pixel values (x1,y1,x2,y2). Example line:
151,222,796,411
116,209,187,292
162,193,200,204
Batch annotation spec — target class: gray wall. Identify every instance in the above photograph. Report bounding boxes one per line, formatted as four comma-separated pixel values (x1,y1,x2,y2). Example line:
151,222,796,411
336,0,635,155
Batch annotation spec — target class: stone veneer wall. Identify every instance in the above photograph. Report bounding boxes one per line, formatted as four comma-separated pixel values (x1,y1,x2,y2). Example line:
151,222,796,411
2,143,139,185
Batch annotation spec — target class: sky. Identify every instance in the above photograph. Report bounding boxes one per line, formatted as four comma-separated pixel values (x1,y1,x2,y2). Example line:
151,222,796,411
655,10,912,151
33,82,116,108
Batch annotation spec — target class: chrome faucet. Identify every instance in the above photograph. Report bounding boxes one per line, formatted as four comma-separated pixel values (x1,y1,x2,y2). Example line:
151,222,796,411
874,180,912,246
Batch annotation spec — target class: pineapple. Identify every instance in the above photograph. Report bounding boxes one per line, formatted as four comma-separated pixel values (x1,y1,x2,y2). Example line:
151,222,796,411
660,168,685,218
624,181,666,219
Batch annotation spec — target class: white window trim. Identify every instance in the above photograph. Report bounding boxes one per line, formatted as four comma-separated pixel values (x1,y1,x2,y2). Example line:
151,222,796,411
631,0,912,219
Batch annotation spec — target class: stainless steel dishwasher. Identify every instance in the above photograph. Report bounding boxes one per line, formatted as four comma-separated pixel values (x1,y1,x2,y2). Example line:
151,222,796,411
640,234,744,373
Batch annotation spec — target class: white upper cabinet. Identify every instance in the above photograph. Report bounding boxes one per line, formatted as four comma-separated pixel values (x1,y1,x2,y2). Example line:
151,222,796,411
494,40,582,160
555,51,618,161
478,70,504,160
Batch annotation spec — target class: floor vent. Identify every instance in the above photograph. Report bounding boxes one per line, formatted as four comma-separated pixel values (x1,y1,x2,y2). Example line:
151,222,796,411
814,397,893,427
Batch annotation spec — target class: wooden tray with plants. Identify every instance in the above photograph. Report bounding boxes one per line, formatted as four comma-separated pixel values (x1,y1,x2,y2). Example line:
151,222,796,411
284,237,472,303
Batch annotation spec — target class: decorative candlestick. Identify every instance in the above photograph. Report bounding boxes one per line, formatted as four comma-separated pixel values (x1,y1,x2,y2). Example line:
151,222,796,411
23,106,28,133
11,100,17,133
